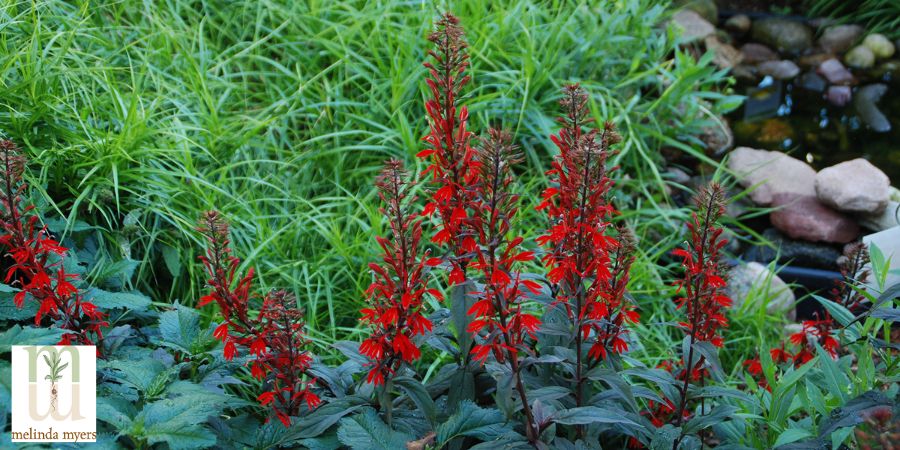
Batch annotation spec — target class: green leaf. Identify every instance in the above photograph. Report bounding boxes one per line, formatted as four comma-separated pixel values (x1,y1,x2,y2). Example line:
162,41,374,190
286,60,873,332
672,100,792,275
392,376,436,428
288,395,369,440
0,326,66,351
337,408,413,450
649,424,680,450
138,394,226,450
86,287,152,311
817,391,892,438
161,245,183,278
683,405,737,434
773,428,812,448
551,406,640,427
158,304,204,354
812,295,855,327
451,282,475,360
436,400,511,444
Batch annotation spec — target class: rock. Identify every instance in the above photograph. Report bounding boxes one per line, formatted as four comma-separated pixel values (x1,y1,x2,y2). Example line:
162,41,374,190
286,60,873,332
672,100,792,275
859,201,900,231
862,227,900,299
853,83,891,132
797,52,833,68
740,43,779,64
727,147,816,205
797,71,827,92
770,193,860,243
873,59,900,79
672,9,715,42
845,45,875,69
757,60,800,80
862,33,896,59
818,24,864,54
751,18,813,55
825,85,852,107
731,64,758,82
676,0,718,24
751,228,843,269
727,262,796,320
817,58,854,85
665,167,692,185
700,116,734,155
815,158,891,214
705,36,742,69
725,14,751,34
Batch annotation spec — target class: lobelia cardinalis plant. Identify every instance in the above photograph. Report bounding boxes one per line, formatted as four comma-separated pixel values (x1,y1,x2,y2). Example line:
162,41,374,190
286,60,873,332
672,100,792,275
466,129,542,443
0,139,107,348
418,14,478,286
197,211,319,426
536,84,636,415
359,159,442,422
669,183,731,446
742,243,867,388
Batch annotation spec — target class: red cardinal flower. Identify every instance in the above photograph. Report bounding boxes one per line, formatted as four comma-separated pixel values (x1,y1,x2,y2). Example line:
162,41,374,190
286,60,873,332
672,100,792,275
358,160,439,385
197,214,318,426
0,140,106,348
417,13,480,286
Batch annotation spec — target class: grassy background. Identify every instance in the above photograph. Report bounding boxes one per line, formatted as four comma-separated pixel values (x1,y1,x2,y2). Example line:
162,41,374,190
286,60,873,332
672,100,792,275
0,0,779,357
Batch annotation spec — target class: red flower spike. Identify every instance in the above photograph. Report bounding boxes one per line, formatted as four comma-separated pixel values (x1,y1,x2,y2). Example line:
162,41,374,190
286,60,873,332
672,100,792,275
418,13,479,285
0,140,106,349
465,129,541,443
669,183,731,429
359,160,439,385
197,213,318,427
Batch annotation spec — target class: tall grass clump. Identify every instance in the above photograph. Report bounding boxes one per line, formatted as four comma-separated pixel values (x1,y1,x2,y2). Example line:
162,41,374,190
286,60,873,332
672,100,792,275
0,0,736,353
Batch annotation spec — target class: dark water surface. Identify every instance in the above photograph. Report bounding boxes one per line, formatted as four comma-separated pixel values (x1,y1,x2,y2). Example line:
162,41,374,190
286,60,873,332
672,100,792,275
730,73,900,181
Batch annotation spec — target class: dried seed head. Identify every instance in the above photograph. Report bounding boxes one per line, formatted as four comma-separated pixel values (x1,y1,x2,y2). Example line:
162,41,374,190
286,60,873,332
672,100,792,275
198,210,230,246
0,139,26,186
694,182,727,223
559,84,591,128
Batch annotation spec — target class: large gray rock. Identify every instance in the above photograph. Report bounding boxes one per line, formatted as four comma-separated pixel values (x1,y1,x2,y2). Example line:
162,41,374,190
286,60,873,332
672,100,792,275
672,9,715,42
727,262,796,320
676,0,718,24
818,25,864,54
815,158,891,214
770,193,859,243
757,60,800,80
727,147,817,205
751,18,813,55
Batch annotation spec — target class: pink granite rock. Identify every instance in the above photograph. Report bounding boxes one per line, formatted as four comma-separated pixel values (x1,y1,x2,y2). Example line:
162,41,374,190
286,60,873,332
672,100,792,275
815,158,891,213
727,147,817,205
769,194,859,243
740,43,778,64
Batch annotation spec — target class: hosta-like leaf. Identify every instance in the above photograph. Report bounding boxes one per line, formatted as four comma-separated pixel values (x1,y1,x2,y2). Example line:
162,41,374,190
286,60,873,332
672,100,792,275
337,408,413,450
287,395,370,440
649,424,680,450
158,304,207,354
436,400,511,444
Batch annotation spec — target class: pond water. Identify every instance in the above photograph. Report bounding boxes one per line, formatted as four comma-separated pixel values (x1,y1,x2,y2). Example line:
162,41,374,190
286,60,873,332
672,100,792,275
729,72,900,181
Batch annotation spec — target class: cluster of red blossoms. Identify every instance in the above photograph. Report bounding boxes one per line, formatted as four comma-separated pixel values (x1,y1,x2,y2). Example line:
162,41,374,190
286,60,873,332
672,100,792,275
418,13,479,286
0,140,106,348
197,211,319,426
359,160,442,386
742,243,866,390
466,129,542,365
537,84,637,363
